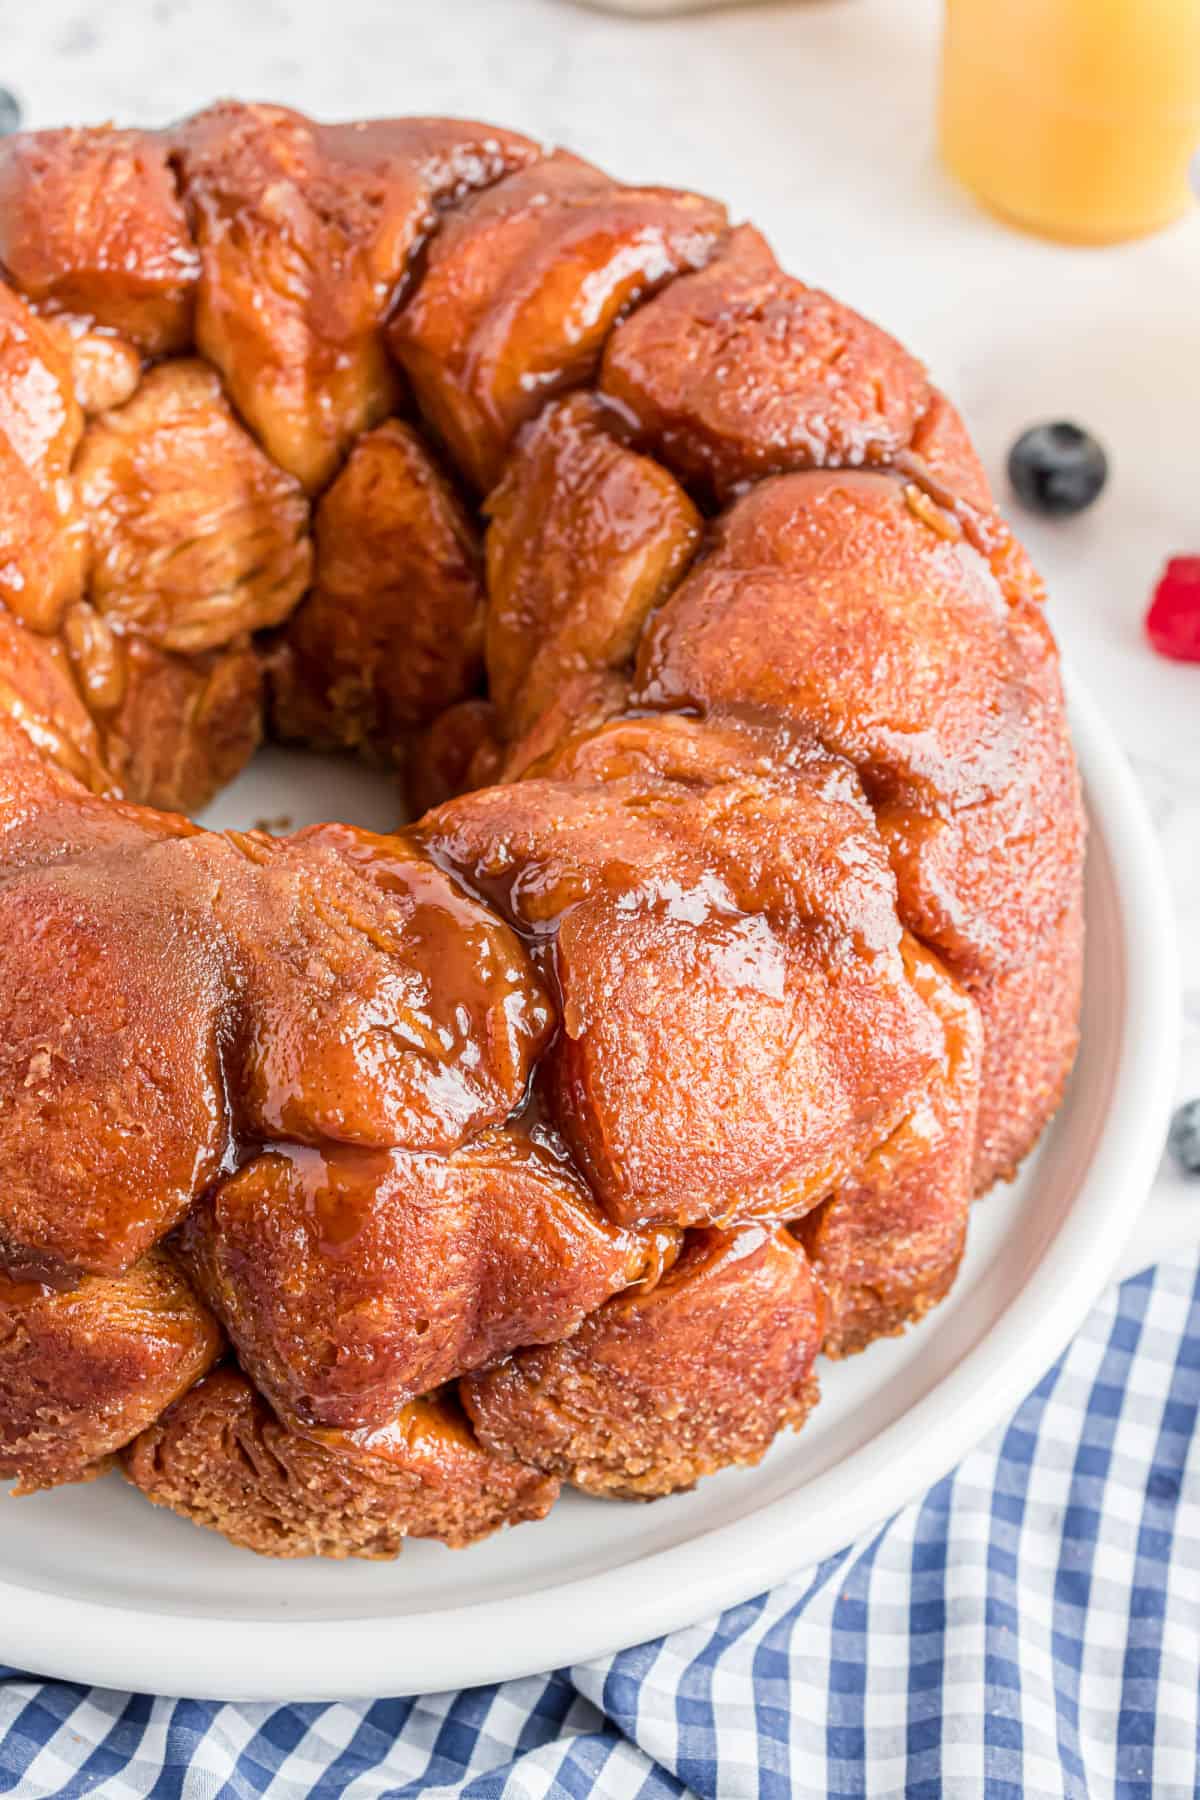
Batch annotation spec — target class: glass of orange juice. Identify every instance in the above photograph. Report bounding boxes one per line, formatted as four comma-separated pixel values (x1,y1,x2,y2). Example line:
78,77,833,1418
940,0,1200,243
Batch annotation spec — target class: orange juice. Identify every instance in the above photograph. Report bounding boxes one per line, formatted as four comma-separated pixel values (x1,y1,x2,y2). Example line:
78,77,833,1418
940,0,1200,243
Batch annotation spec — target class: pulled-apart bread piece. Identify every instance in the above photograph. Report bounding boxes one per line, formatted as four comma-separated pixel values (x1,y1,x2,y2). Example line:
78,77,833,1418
0,125,199,353
171,104,540,492
497,669,632,783
421,710,948,1230
463,1222,825,1498
635,469,1085,1187
483,394,701,741
122,1367,557,1558
0,1248,222,1493
92,630,263,814
599,225,931,504
0,800,230,1274
799,938,981,1354
75,359,312,654
0,282,86,633
270,420,484,760
180,1130,677,1432
390,153,727,492
56,596,262,811
214,822,553,1153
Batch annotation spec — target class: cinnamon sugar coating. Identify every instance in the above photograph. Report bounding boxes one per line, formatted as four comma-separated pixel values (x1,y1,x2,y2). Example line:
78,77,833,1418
122,1367,556,1557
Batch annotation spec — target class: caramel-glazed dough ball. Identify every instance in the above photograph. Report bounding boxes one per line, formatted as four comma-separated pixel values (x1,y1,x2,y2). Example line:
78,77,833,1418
0,1249,221,1492
463,1223,826,1499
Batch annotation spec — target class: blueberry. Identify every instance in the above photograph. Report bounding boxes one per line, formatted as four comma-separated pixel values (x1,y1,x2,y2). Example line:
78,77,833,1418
0,88,21,137
1168,1099,1200,1176
1007,421,1108,517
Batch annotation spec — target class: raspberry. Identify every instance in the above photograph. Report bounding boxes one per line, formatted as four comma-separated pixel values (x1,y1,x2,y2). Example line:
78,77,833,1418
1146,557,1200,663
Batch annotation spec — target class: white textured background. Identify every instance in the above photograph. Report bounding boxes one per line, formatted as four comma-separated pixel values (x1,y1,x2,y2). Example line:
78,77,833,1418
2,0,1197,1253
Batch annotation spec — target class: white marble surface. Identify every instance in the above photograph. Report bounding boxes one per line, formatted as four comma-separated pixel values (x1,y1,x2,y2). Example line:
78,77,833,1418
5,0,1198,1261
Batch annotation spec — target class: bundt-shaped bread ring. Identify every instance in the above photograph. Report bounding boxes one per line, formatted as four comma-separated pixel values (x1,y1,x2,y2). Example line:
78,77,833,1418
0,103,1084,1559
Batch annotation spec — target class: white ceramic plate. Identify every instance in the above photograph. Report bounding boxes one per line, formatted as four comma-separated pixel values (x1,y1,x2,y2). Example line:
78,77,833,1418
0,675,1178,1700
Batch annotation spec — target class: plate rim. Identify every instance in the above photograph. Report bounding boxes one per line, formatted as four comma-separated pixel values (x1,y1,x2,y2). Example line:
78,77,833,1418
0,672,1179,1700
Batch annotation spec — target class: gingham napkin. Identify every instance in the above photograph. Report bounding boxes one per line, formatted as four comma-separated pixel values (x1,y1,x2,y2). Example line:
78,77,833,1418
2,1252,1198,1800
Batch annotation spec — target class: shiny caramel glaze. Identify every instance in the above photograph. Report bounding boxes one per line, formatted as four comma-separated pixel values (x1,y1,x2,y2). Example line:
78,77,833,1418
389,153,727,492
420,710,950,1229
405,667,633,816
462,1222,825,1499
179,1130,677,1431
909,388,995,513
0,1246,221,1492
0,793,230,1273
0,282,86,633
600,225,931,504
171,104,540,492
0,101,1083,1544
0,784,551,1275
122,1366,557,1557
219,824,552,1153
484,393,701,742
0,607,111,794
0,126,199,353
269,420,484,760
498,669,631,783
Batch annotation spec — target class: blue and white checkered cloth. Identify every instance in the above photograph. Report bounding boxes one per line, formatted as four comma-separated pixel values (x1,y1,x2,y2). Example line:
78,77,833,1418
3,1250,1198,1800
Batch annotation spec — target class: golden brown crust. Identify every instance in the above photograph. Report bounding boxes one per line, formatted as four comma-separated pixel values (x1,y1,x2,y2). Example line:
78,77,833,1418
909,389,994,512
122,1366,558,1557
969,891,1084,1191
405,697,504,816
0,1247,222,1492
633,470,1085,1176
498,670,630,782
0,808,553,1276
270,419,484,759
462,1223,824,1498
390,153,727,492
0,607,111,793
179,1130,677,1431
0,805,230,1274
